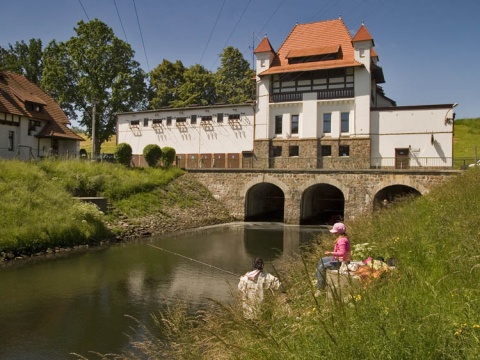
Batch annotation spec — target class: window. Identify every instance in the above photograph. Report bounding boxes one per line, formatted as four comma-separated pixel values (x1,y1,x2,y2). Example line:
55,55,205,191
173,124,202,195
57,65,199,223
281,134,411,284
289,145,299,157
323,113,331,133
341,112,349,132
228,114,240,120
143,118,149,127
275,115,283,135
291,115,299,134
28,120,40,136
321,145,331,157
190,115,197,124
130,120,140,127
8,131,14,151
201,115,212,122
339,145,350,157
273,146,282,157
217,113,223,123
166,116,172,126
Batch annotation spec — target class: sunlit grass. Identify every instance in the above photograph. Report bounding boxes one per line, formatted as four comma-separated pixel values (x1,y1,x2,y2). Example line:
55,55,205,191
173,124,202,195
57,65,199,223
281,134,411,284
0,159,185,255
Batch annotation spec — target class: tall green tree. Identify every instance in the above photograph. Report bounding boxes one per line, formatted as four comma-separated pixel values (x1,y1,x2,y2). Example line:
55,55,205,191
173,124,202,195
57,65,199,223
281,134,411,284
0,39,43,84
172,64,216,107
215,46,255,104
149,59,185,109
41,19,148,155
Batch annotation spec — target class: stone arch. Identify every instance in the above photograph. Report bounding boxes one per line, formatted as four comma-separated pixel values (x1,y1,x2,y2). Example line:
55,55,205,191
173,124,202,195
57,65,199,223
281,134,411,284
373,183,422,211
300,183,345,225
243,175,288,222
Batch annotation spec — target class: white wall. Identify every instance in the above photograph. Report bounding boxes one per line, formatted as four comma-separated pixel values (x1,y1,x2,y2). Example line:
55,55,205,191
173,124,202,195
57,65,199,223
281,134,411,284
371,107,453,166
117,105,255,156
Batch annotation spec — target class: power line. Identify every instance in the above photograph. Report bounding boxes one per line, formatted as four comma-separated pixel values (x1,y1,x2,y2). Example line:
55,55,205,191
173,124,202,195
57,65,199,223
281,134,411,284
78,0,90,21
199,0,227,66
113,0,129,43
210,0,254,71
132,0,150,72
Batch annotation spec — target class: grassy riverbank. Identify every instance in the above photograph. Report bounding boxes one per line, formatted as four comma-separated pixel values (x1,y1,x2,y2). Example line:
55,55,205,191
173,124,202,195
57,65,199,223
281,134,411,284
110,167,479,360
0,160,232,260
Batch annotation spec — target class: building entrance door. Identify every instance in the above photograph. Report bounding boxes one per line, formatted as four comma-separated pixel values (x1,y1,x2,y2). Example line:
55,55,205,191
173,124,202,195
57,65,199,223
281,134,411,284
395,148,410,169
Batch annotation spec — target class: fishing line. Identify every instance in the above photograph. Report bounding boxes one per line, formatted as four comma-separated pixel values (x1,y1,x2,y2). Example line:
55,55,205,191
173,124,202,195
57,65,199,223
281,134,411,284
147,243,241,277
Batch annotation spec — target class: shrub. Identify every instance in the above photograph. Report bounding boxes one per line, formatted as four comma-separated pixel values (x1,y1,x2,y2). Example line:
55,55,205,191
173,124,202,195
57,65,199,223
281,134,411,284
161,146,176,167
114,143,132,167
143,144,162,168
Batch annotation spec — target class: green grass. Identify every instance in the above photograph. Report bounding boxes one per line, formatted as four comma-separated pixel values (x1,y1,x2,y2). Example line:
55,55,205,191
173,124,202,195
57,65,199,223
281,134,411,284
79,133,117,155
0,159,184,255
454,118,480,167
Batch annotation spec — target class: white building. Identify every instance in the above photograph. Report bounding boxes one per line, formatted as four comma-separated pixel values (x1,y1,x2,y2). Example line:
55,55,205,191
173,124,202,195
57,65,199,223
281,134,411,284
117,18,456,170
0,71,83,160
116,103,255,168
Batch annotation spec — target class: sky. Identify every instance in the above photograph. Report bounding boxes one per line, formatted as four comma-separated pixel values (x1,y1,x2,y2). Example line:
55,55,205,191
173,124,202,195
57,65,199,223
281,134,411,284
1,0,479,119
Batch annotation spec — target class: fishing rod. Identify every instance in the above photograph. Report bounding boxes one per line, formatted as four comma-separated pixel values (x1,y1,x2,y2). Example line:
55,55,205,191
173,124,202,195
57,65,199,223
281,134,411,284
147,243,241,277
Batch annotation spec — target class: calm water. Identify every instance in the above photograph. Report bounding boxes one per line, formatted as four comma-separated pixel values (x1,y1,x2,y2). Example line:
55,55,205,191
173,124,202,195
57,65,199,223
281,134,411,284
0,222,325,359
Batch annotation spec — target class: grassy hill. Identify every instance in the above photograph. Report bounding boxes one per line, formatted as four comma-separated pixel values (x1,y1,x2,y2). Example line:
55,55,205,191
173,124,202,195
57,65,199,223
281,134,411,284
79,133,117,155
454,118,480,159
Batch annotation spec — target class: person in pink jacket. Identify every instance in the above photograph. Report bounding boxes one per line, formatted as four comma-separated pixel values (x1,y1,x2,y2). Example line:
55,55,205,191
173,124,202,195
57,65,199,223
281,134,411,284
315,222,351,289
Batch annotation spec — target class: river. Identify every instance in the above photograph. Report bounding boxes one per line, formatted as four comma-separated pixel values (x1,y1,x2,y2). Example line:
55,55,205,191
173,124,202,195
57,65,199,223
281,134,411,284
0,222,326,359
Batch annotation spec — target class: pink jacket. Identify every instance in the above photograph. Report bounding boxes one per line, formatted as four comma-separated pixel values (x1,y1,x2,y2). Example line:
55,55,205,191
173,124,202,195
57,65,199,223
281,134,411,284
331,236,351,262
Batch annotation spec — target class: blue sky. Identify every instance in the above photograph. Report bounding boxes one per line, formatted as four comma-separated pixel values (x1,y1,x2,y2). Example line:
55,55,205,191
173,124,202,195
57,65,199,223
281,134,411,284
1,0,478,119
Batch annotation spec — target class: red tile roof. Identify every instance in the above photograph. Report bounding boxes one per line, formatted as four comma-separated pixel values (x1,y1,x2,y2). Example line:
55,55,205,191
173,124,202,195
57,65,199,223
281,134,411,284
259,18,364,76
352,24,375,45
253,37,275,54
0,71,83,141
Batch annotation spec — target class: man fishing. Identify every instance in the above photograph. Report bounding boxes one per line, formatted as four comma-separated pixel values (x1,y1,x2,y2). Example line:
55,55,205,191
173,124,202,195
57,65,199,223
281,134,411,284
237,258,281,320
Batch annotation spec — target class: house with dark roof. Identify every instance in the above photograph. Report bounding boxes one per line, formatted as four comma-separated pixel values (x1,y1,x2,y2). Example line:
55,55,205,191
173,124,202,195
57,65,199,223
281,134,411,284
253,18,455,169
0,70,83,160
117,18,456,170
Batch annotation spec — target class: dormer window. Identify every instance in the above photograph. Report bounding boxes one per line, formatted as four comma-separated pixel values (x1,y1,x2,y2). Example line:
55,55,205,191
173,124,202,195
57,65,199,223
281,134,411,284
25,101,44,113
286,45,342,64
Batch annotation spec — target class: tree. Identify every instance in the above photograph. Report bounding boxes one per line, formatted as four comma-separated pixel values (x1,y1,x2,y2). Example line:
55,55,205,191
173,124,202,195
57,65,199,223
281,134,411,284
215,46,255,104
172,64,216,107
41,19,148,156
149,59,185,109
143,144,162,167
0,39,44,84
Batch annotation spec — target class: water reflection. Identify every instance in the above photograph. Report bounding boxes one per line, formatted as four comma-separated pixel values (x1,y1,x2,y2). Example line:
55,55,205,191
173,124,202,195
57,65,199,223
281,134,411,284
0,222,326,359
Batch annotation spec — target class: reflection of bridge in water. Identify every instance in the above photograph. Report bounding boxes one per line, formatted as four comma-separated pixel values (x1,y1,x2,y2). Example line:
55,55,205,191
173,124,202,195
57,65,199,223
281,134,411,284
190,169,460,225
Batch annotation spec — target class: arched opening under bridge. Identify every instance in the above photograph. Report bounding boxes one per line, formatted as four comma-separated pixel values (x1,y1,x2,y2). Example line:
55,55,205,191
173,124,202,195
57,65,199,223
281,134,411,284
374,185,421,210
245,183,285,222
300,184,345,225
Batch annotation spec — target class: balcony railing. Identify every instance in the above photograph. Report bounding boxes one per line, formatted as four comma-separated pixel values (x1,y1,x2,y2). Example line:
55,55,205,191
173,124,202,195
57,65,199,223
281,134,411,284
317,88,354,100
270,88,354,103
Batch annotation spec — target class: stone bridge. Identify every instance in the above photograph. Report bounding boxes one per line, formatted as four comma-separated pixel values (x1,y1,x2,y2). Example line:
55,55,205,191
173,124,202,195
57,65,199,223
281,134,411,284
189,169,460,224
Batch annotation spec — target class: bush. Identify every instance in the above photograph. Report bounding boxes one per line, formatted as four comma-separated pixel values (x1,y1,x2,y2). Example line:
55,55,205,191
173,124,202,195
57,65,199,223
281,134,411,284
161,146,176,167
143,144,162,168
114,143,132,167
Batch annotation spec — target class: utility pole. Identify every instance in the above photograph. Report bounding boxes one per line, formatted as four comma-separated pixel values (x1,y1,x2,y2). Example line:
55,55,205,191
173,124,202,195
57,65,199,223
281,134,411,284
92,102,96,160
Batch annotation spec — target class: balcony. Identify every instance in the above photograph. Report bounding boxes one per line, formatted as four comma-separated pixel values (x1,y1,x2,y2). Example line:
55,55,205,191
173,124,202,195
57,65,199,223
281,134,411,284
270,88,354,103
